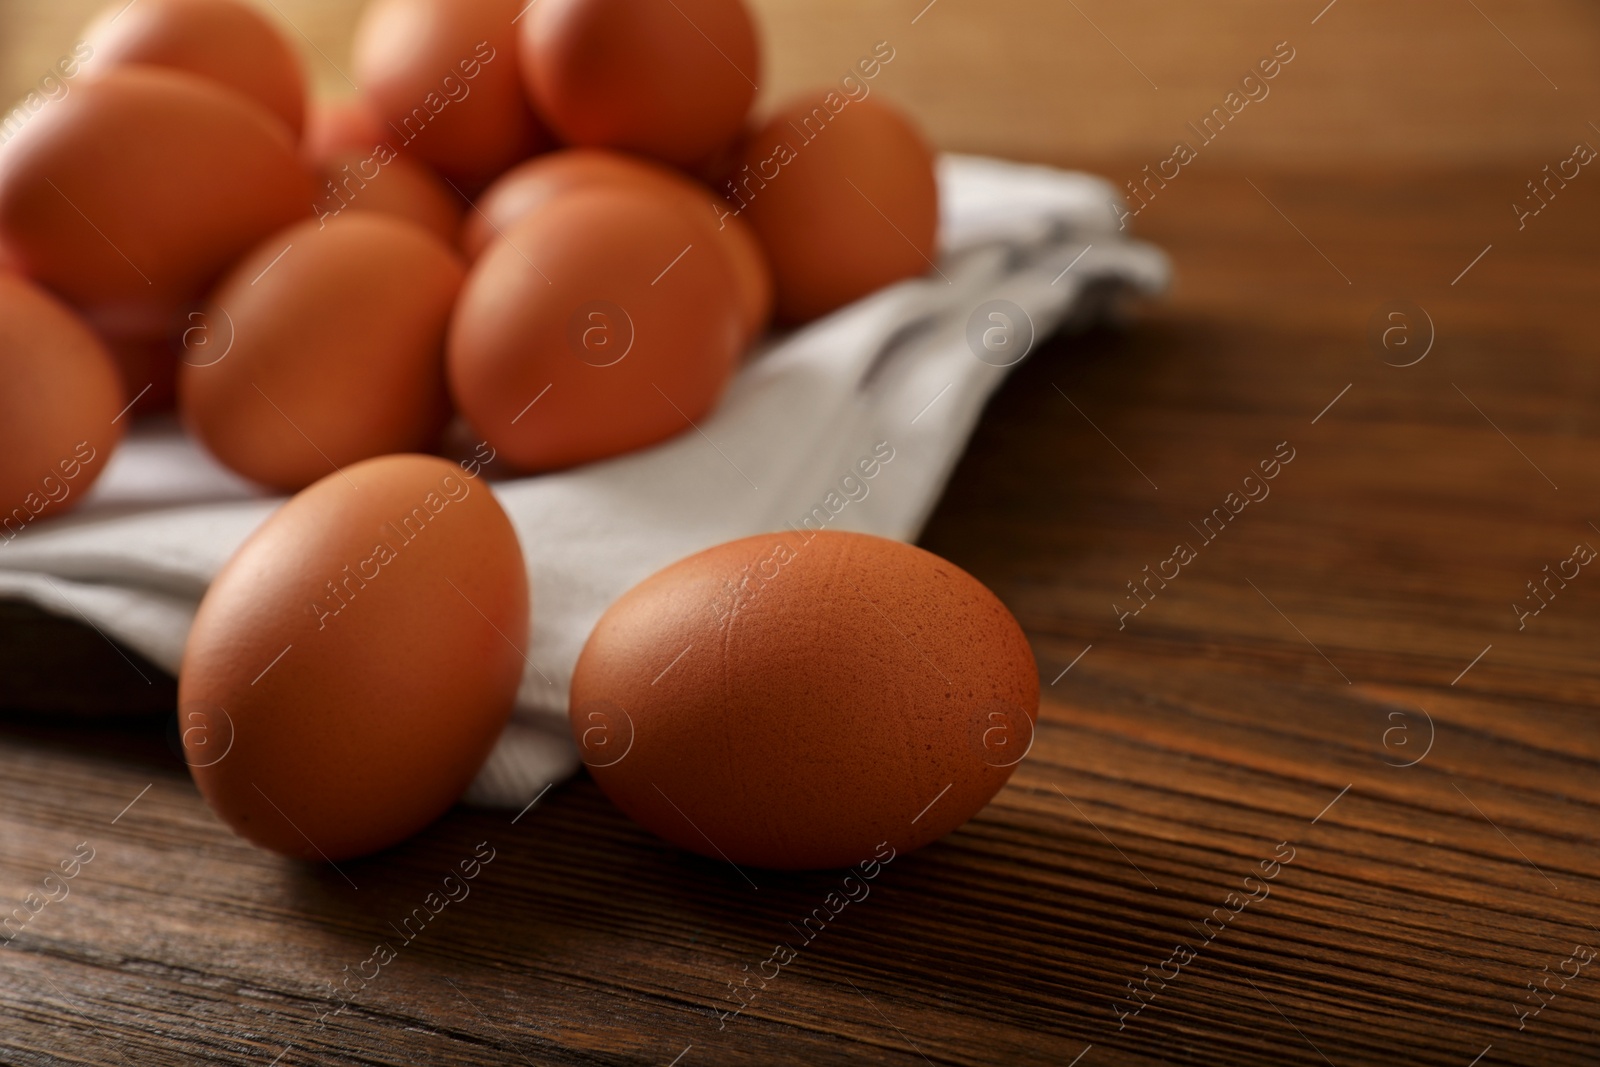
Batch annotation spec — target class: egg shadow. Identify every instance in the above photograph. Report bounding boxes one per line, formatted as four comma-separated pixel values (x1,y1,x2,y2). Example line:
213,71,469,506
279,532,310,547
0,600,178,717
919,310,1181,664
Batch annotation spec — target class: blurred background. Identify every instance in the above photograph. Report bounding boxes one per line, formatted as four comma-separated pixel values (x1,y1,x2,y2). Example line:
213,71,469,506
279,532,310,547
5,0,1600,169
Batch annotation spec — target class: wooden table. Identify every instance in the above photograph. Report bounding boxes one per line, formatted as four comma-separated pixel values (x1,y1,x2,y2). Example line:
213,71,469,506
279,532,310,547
3,164,1598,1066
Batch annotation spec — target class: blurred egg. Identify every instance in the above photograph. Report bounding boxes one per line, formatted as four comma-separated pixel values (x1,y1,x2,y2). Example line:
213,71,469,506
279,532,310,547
463,148,771,338
180,454,528,860
570,530,1039,870
315,148,461,244
0,274,124,528
447,185,743,472
0,66,312,341
81,0,306,136
352,0,548,187
302,96,388,164
718,216,772,345
460,149,655,260
520,0,759,169
730,95,938,323
179,213,463,491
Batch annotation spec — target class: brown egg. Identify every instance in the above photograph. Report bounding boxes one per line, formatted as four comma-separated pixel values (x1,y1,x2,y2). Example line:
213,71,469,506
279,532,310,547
81,0,306,136
729,95,938,323
181,454,528,860
570,530,1039,870
520,0,759,169
315,149,461,244
302,96,388,164
179,213,463,492
0,274,124,532
0,66,312,341
718,216,773,345
447,185,743,472
353,0,548,187
462,148,771,338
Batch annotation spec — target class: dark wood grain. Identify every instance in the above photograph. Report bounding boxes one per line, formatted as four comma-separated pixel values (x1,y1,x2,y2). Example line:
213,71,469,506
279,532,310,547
2,165,1599,1066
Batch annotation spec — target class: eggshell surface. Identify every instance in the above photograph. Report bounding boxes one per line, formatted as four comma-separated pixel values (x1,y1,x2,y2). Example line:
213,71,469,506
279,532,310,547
462,148,771,338
353,0,547,186
303,97,388,163
181,454,528,860
0,274,124,527
315,149,462,244
81,0,307,136
521,0,759,169
0,67,312,339
448,185,743,472
731,95,938,323
570,530,1039,870
179,213,463,492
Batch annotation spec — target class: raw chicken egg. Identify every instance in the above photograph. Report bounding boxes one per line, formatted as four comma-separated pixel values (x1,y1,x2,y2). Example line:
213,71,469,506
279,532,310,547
303,97,388,164
315,149,461,244
353,0,548,187
463,148,771,338
0,273,124,528
0,66,312,342
718,218,774,345
179,213,463,492
80,0,307,136
180,454,529,860
570,531,1039,870
730,95,938,323
520,0,760,169
447,185,743,472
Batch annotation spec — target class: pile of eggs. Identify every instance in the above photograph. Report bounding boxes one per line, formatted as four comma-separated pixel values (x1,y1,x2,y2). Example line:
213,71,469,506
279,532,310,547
1,0,1038,869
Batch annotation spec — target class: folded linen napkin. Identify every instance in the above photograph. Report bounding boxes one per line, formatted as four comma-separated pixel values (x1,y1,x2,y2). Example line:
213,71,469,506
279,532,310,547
0,154,1169,807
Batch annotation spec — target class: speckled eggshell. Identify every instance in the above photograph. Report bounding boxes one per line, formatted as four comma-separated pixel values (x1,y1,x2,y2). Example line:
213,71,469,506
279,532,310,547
569,530,1039,870
180,454,528,861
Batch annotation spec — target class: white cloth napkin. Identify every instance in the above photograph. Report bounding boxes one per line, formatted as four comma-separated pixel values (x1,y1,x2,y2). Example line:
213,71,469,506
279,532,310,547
0,154,1169,808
